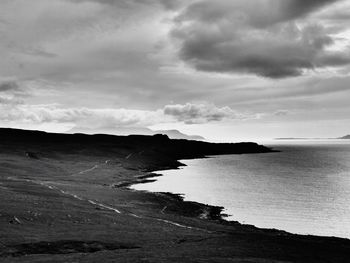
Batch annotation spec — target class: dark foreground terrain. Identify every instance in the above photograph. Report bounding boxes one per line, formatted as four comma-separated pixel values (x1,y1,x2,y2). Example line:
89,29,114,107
0,128,349,262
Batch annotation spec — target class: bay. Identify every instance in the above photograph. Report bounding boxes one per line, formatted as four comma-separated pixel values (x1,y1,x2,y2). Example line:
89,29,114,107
132,141,350,238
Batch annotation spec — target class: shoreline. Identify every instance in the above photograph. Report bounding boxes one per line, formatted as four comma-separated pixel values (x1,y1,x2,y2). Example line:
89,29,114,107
116,158,228,221
123,155,350,241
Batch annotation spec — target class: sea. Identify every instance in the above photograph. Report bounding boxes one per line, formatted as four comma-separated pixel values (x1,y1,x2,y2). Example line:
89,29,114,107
131,140,350,239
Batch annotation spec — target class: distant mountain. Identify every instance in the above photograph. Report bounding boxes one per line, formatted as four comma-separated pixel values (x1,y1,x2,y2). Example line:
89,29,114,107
68,127,205,141
154,130,205,141
275,135,350,140
68,127,154,136
275,138,311,140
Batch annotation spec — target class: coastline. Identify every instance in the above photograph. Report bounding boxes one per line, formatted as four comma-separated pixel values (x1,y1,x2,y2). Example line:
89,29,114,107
120,155,350,240
122,151,350,241
1,128,350,262
115,157,228,221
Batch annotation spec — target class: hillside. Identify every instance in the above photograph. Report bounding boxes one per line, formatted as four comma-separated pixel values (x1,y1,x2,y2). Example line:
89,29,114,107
0,128,349,263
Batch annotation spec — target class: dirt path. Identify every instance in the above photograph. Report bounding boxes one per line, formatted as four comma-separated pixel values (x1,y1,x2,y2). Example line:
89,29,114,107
6,162,212,233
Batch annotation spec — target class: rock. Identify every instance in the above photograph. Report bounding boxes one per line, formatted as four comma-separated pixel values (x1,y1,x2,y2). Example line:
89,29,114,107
9,216,22,224
25,151,39,159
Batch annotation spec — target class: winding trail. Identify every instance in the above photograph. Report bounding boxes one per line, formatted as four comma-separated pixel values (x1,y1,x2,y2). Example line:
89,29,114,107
6,160,212,233
125,153,133,160
161,206,167,214
87,200,121,214
70,164,100,177
155,219,196,230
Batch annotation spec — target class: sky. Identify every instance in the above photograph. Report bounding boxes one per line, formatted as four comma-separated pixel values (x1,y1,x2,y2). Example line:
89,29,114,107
1,0,350,141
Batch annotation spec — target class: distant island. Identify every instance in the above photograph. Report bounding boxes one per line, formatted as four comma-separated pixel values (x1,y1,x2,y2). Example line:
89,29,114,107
275,135,350,140
68,126,205,141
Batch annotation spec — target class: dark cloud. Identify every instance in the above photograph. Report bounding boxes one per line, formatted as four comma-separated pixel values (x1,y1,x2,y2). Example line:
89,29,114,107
274,110,290,116
316,52,350,67
173,0,348,78
320,10,350,21
0,80,31,97
163,103,242,124
284,0,341,20
176,0,341,28
0,81,20,92
0,81,26,105
23,48,57,58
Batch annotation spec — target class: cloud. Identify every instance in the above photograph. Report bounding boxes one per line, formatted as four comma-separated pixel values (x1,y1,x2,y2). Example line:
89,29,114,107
172,0,349,78
0,102,260,129
0,97,20,105
0,105,165,128
274,110,290,116
0,80,30,105
282,0,341,21
163,103,252,124
68,0,186,10
16,46,57,58
175,0,341,29
0,80,21,92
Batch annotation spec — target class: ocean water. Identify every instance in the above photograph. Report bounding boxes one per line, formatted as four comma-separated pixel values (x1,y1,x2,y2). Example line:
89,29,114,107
132,141,350,238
